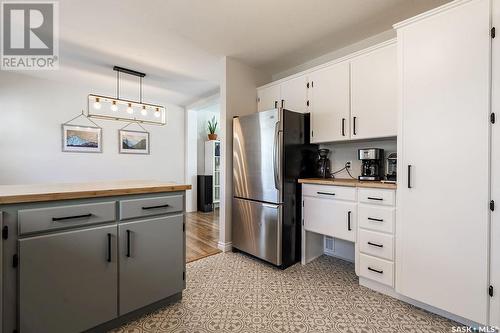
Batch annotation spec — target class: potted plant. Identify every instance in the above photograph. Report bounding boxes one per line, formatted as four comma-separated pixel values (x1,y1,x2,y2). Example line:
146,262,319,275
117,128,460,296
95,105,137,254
207,116,218,140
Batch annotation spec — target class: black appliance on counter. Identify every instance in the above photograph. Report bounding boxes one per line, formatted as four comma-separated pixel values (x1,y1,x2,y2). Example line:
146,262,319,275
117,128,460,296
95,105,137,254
358,148,384,181
316,148,331,178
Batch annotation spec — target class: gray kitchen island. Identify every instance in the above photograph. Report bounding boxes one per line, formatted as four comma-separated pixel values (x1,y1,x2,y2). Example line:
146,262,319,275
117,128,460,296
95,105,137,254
0,180,191,333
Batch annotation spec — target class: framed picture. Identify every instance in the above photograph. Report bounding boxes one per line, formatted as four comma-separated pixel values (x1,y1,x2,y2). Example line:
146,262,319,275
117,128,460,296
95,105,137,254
62,124,102,153
119,130,150,154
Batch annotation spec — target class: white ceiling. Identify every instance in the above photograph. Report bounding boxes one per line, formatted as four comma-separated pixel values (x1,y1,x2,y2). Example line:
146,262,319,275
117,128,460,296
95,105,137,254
53,0,450,105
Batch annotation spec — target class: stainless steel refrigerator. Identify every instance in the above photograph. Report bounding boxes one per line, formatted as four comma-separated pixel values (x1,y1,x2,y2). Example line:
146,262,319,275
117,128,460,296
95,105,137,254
232,108,318,268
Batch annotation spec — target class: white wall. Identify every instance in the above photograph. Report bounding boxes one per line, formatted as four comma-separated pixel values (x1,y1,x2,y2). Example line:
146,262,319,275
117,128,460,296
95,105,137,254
0,71,185,185
219,57,270,250
185,109,198,212
319,139,397,179
196,105,220,174
272,30,396,81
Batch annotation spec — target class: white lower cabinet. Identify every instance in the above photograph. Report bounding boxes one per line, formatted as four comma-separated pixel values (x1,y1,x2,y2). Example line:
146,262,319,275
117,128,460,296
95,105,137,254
301,185,357,264
357,188,396,288
358,229,393,261
303,196,356,242
359,254,394,287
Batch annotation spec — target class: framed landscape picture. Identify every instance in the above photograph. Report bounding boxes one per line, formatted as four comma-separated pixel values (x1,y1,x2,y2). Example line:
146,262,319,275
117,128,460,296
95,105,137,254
119,130,150,154
62,124,102,153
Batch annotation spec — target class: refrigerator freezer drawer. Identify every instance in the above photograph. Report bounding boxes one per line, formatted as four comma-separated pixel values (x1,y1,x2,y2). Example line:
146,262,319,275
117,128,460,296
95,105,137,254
232,197,282,266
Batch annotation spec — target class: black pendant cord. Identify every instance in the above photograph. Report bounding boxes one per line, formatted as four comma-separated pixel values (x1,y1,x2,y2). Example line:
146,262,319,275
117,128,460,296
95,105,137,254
140,77,143,103
116,71,120,99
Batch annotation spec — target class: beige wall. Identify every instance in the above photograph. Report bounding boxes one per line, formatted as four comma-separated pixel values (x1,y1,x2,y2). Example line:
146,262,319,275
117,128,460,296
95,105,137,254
218,57,270,249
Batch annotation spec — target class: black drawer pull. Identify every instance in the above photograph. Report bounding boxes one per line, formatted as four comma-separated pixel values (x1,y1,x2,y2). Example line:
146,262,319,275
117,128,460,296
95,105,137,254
367,217,384,222
142,204,170,210
347,211,352,231
52,213,92,222
126,230,131,258
368,241,383,248
341,118,346,136
368,267,383,274
367,197,383,201
107,233,112,263
317,192,335,196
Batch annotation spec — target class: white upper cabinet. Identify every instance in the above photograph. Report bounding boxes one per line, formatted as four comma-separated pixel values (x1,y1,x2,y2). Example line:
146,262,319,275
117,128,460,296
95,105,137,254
350,44,397,139
309,61,350,143
257,84,281,112
280,75,308,113
256,40,397,143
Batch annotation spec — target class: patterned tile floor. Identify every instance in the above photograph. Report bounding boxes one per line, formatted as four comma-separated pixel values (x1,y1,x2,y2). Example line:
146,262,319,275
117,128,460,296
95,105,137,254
111,253,457,333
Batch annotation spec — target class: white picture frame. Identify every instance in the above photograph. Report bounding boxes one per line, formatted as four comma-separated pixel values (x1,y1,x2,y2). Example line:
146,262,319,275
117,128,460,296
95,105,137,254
119,129,150,154
62,124,102,153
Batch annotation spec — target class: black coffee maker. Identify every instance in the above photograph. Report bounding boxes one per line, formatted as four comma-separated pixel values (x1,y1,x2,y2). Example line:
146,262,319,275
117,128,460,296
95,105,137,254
358,148,384,181
317,149,331,178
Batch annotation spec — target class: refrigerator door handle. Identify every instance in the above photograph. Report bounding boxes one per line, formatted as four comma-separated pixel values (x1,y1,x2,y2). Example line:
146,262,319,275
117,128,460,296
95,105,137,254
273,121,280,190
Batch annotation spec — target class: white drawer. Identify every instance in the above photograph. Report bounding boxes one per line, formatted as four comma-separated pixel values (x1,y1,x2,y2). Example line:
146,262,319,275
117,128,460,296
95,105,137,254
358,188,395,206
359,229,394,260
302,184,356,201
359,254,394,287
358,204,395,234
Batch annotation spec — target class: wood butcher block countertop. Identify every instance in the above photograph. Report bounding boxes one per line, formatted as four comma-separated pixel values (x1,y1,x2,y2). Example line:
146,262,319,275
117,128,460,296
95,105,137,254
298,178,397,190
0,180,192,204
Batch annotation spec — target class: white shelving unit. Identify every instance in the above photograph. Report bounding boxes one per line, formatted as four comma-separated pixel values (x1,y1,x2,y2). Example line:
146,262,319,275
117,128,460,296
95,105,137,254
204,140,220,205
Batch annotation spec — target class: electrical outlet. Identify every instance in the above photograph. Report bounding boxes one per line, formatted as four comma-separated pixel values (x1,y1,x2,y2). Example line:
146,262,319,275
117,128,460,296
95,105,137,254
346,161,352,169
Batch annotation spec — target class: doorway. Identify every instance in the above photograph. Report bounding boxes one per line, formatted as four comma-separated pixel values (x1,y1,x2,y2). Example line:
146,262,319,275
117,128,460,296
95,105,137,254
185,95,222,262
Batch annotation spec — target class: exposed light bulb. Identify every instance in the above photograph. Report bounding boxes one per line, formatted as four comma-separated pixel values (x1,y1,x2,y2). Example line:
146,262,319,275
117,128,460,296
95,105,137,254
127,103,134,114
93,97,101,110
141,105,148,116
110,100,118,112
154,107,161,118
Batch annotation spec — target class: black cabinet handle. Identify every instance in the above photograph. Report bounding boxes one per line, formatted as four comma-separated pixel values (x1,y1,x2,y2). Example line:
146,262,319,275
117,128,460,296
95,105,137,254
342,118,345,136
368,217,384,222
353,117,357,135
126,230,131,258
347,211,352,231
408,165,412,188
107,233,112,262
281,99,285,108
142,204,170,210
367,197,383,201
52,213,92,222
368,267,383,274
317,192,335,196
368,241,383,248
274,100,278,108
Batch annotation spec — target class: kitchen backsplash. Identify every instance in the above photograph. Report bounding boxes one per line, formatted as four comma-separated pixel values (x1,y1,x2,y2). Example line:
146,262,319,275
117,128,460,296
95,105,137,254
319,139,397,179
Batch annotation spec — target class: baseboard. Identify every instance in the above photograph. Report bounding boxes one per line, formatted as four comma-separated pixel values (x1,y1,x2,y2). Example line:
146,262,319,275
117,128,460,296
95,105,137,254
85,292,182,333
359,277,481,328
217,241,232,252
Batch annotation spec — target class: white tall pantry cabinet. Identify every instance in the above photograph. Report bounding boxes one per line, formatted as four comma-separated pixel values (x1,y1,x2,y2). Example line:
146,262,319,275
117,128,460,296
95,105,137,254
395,0,491,325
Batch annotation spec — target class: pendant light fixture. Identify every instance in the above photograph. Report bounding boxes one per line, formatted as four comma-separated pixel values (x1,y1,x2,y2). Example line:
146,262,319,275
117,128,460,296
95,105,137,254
87,66,166,125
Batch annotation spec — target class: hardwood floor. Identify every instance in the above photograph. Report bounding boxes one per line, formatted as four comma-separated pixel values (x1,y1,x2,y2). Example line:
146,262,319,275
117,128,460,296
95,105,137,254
186,209,221,263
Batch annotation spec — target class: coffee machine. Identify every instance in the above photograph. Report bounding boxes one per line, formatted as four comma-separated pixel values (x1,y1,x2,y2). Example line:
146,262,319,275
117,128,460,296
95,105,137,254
358,148,384,181
385,152,397,182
